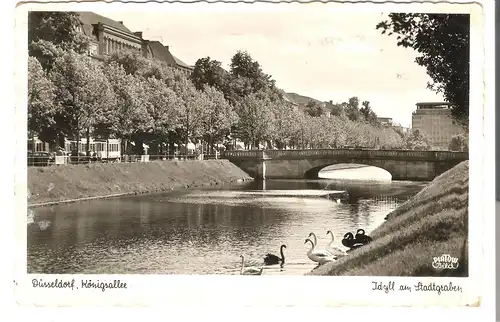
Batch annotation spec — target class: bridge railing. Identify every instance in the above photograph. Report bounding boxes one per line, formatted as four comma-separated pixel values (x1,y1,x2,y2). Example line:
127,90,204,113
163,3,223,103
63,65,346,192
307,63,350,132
222,149,469,161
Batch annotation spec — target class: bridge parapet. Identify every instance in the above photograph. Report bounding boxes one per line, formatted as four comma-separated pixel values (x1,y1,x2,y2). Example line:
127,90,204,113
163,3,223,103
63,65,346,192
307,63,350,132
222,149,468,162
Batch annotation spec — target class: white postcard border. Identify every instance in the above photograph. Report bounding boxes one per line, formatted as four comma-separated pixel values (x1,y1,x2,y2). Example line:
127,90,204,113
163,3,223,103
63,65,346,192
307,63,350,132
11,0,491,310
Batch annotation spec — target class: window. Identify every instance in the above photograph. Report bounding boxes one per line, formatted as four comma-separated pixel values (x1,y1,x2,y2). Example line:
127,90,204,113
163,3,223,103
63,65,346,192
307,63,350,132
109,144,119,152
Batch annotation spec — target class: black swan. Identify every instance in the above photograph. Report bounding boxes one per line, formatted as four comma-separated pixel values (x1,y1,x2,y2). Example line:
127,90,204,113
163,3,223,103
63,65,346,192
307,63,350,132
354,229,373,244
342,232,364,252
264,244,287,266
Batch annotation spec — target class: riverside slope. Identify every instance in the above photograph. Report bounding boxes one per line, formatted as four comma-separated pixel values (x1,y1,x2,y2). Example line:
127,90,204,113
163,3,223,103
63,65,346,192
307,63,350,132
28,160,253,207
308,160,469,277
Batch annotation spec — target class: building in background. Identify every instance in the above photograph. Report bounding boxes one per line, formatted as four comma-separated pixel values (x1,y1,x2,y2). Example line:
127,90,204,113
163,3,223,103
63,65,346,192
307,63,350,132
146,41,194,76
77,12,144,58
392,123,410,135
411,102,466,150
377,117,393,126
282,94,300,111
77,12,193,75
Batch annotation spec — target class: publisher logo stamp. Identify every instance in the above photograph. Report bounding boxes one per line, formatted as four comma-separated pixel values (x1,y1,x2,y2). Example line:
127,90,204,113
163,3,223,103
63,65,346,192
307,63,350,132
432,254,459,270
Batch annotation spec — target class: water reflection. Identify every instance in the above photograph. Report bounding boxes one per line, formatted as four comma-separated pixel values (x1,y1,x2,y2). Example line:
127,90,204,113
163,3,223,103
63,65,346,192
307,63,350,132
319,164,392,181
28,178,424,275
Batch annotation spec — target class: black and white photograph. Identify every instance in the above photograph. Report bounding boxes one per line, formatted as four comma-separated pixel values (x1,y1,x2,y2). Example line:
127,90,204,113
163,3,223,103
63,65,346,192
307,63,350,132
14,0,489,308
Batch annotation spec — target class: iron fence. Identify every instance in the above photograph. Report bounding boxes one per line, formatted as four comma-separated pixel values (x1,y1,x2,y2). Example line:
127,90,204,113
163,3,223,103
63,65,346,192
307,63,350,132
27,153,221,167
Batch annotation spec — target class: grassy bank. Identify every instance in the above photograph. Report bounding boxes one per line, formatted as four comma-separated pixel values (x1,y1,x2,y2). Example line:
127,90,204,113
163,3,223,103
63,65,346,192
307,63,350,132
28,160,253,207
308,160,468,277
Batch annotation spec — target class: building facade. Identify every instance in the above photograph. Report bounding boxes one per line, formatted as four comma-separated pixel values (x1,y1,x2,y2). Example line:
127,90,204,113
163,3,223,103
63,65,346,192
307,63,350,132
77,12,144,58
377,117,393,126
76,12,193,75
411,102,466,150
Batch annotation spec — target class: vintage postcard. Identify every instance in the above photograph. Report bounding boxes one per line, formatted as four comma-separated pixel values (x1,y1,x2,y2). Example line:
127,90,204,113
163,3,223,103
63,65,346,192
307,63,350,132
13,0,491,310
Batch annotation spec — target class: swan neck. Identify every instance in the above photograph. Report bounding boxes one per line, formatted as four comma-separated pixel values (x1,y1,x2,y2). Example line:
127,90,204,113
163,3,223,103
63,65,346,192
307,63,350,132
311,233,317,246
307,240,314,253
280,246,285,261
329,231,334,242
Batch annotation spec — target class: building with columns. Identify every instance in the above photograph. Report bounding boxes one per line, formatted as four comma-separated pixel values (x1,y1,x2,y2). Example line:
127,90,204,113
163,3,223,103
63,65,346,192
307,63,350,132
77,12,193,75
77,12,143,57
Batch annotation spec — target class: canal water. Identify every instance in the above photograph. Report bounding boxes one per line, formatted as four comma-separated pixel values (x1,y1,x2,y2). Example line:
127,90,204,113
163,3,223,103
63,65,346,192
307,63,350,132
27,167,426,275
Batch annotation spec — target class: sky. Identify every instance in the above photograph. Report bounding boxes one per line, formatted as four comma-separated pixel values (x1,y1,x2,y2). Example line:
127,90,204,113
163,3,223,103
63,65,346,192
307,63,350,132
97,4,444,128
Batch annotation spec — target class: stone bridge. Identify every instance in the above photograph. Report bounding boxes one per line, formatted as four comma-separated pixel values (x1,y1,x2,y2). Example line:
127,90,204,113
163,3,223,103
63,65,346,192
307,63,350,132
222,149,469,181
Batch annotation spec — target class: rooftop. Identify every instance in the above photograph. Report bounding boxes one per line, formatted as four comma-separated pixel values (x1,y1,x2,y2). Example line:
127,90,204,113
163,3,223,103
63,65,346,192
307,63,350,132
77,12,135,34
147,40,193,70
416,102,453,109
172,55,192,70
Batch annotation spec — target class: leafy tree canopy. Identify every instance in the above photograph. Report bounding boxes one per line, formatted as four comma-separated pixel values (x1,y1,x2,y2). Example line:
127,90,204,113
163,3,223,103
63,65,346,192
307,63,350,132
28,57,58,137
449,134,468,152
191,57,228,92
404,128,431,150
376,13,469,123
360,100,379,125
230,50,276,92
28,11,91,70
305,100,326,117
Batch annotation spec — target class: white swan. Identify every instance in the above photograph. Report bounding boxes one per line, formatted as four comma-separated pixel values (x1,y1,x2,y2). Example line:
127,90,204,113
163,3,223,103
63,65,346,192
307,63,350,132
308,232,335,258
240,255,264,275
326,230,348,258
305,238,336,265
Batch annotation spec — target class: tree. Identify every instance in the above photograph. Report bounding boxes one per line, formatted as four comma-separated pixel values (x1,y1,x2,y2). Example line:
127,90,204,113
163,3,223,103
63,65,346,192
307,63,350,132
304,100,326,117
191,57,227,92
378,127,405,149
344,96,364,121
28,57,58,150
230,51,276,92
360,100,379,125
404,129,431,150
223,75,254,107
329,102,345,117
449,134,468,152
173,78,205,155
103,62,149,154
235,92,275,148
50,51,116,156
270,100,300,149
329,116,348,148
141,77,181,154
376,14,470,123
28,11,91,70
106,50,149,76
201,85,238,154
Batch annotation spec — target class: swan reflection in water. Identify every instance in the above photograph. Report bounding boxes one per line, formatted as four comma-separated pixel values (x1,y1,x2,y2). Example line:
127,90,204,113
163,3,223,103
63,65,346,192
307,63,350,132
239,255,263,275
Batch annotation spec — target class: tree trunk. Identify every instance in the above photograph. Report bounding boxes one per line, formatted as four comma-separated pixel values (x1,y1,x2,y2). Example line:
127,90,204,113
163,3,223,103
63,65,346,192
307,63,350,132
30,132,35,154
185,112,190,158
86,127,91,159
209,135,213,155
168,132,174,159
76,130,80,164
